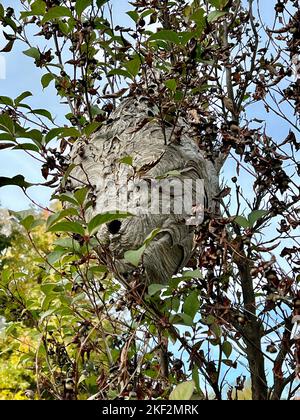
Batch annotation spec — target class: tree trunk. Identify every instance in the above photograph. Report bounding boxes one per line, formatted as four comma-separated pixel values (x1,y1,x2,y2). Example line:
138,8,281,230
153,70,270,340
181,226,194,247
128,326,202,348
237,259,268,400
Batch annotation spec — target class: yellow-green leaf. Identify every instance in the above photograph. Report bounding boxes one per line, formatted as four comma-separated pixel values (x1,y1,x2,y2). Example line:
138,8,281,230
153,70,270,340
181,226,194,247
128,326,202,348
169,381,195,400
75,0,92,17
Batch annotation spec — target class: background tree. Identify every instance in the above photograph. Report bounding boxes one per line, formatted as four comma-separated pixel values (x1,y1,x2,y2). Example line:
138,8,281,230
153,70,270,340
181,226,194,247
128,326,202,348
0,0,299,400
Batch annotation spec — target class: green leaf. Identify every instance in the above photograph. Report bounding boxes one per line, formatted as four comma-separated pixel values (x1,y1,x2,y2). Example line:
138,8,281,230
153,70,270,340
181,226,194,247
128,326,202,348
179,31,197,45
183,291,200,319
211,323,222,339
149,30,181,44
207,10,227,23
0,175,32,190
88,265,108,274
21,129,43,145
47,250,66,265
23,47,40,60
192,367,204,397
74,187,89,206
124,229,160,267
75,0,92,17
60,127,81,138
41,73,55,89
248,210,268,228
14,91,32,105
222,341,233,358
0,96,14,107
234,215,250,229
46,208,78,230
164,79,177,92
148,284,166,296
108,69,133,79
190,8,206,33
119,156,133,166
53,238,80,251
169,381,195,401
54,193,78,206
142,10,155,19
88,212,131,236
0,113,14,134
0,133,14,141
144,228,161,246
0,4,4,19
124,245,146,267
5,323,18,337
13,143,40,152
48,221,85,236
170,313,194,327
96,0,109,7
1,269,11,285
31,0,46,15
208,0,230,9
83,122,102,137
20,215,35,231
127,10,139,23
31,109,54,123
41,283,59,296
124,57,141,78
204,315,216,325
45,128,64,143
42,6,73,23
90,105,104,118
40,309,56,322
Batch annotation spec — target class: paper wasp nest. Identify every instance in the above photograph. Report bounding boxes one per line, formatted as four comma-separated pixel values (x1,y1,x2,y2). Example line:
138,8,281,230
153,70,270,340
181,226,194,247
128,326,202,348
69,95,220,285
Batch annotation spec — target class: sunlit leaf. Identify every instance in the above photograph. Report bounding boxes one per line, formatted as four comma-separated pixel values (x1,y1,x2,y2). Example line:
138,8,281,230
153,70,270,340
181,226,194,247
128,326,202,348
169,381,195,400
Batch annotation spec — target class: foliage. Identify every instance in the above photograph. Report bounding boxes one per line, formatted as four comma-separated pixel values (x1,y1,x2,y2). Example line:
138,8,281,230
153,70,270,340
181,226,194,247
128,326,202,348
0,214,50,399
0,354,32,400
0,0,299,400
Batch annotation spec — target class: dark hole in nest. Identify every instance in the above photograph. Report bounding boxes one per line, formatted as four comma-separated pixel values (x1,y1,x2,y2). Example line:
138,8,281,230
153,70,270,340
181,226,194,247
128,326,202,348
107,220,122,234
